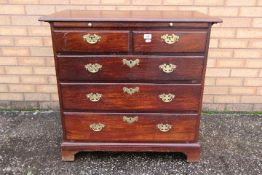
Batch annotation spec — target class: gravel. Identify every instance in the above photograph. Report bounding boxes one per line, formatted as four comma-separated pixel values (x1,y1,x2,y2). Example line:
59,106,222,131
0,111,261,175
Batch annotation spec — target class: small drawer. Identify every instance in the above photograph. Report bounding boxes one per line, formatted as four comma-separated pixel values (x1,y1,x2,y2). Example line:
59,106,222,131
57,55,204,82
53,30,129,53
60,83,201,112
133,30,207,53
63,112,198,142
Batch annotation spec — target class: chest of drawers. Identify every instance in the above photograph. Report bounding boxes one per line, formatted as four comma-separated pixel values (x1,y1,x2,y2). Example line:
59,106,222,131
40,10,221,162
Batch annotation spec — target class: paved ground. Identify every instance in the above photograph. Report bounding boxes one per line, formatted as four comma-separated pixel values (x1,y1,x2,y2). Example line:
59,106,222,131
0,111,261,175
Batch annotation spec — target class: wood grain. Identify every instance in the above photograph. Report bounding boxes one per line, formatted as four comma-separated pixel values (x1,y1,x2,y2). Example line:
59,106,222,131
53,30,129,53
133,30,207,53
39,10,222,23
57,55,204,82
63,112,198,142
61,142,201,162
52,22,210,28
60,83,201,112
39,9,222,162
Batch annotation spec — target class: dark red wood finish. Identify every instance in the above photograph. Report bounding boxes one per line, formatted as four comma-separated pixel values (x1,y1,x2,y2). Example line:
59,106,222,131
63,112,197,142
61,142,201,162
39,10,222,162
60,83,201,112
57,55,204,82
52,22,210,28
53,30,129,52
133,30,207,53
39,10,222,23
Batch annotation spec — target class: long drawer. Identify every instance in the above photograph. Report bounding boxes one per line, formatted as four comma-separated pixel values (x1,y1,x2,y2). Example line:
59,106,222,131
63,112,198,142
57,55,204,82
60,83,201,112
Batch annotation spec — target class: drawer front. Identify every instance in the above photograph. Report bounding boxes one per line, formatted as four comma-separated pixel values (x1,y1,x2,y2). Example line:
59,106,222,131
61,83,201,112
63,112,198,142
133,30,207,53
53,30,129,53
58,55,204,82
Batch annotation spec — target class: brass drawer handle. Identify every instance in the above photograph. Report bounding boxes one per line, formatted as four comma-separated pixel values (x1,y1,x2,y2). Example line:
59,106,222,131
90,123,104,132
159,63,176,73
86,93,102,102
123,87,139,95
83,34,101,44
161,34,179,44
122,58,140,68
159,93,175,103
84,63,102,73
123,116,138,123
157,123,172,132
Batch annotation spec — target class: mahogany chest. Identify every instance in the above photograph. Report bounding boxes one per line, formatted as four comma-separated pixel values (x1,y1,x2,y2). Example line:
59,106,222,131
39,10,221,162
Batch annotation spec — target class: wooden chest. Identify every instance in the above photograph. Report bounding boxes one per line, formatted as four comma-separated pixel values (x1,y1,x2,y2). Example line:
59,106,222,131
39,10,221,162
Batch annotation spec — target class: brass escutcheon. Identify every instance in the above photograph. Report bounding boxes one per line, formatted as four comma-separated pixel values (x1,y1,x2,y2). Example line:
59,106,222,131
157,123,172,132
159,63,177,73
123,87,139,95
123,116,138,123
84,63,102,73
83,34,101,44
159,93,175,103
122,58,140,68
86,93,102,102
89,123,105,132
161,34,179,44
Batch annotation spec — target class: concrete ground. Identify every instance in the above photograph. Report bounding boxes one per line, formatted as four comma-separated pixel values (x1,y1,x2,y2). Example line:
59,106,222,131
0,111,261,175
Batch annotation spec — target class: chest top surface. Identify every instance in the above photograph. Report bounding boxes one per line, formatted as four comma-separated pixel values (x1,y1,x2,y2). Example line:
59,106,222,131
39,10,222,23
